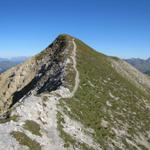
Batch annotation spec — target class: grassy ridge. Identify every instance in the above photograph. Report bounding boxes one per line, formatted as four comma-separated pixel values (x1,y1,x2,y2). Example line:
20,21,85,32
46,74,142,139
11,131,41,150
62,38,150,149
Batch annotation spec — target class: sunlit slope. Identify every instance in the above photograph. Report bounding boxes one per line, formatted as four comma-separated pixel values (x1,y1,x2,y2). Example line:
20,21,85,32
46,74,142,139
60,38,150,149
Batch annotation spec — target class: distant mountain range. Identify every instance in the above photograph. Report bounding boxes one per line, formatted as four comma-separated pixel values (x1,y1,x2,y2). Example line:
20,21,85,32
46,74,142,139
0,57,28,73
0,56,28,62
125,57,150,75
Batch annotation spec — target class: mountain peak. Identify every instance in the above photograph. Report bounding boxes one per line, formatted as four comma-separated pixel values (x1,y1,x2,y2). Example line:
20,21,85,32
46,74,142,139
0,36,150,150
0,35,76,113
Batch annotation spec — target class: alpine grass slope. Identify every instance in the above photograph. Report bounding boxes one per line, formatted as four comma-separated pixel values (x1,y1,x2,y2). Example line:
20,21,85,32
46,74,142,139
0,34,149,150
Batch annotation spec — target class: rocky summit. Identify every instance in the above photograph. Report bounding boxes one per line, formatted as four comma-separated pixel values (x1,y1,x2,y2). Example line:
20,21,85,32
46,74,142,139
0,34,150,150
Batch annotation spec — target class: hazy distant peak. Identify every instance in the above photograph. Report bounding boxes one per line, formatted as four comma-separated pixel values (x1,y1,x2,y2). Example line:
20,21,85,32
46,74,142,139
125,57,150,75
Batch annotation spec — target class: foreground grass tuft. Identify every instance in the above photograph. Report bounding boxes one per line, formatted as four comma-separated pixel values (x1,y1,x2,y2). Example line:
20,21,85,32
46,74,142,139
11,131,41,150
23,120,41,136
0,115,18,124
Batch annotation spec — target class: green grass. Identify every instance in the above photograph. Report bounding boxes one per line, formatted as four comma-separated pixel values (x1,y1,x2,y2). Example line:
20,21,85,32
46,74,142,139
0,115,18,124
42,96,48,102
60,38,150,149
11,131,41,150
57,34,73,41
23,120,41,136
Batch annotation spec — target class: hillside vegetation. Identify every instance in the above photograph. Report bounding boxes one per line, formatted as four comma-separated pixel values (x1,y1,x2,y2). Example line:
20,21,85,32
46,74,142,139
0,35,149,150
59,37,150,149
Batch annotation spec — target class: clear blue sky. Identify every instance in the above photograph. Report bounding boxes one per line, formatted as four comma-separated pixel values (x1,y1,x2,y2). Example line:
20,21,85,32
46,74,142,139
0,0,150,59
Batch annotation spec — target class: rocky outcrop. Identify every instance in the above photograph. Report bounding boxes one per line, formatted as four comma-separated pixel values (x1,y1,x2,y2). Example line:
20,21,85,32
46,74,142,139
0,34,79,150
0,35,74,114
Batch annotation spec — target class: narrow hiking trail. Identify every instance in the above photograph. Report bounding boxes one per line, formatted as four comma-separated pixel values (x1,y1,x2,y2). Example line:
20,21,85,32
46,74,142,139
44,38,80,148
68,39,80,98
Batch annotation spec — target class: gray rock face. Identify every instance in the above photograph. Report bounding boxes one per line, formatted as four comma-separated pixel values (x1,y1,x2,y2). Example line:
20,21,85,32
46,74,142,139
0,35,73,114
